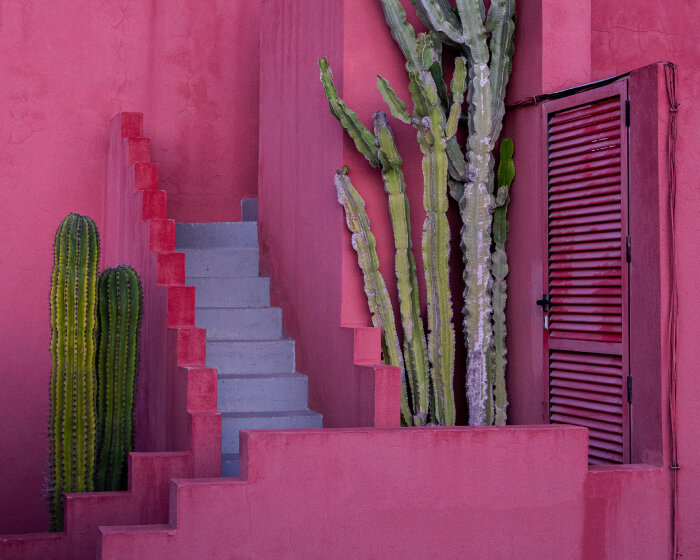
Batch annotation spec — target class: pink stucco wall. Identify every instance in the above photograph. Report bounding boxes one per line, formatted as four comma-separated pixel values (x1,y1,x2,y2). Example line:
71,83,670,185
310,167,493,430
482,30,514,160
0,2,258,533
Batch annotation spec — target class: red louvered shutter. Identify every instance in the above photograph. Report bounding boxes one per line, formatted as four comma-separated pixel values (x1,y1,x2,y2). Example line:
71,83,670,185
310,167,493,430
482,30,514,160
543,82,630,464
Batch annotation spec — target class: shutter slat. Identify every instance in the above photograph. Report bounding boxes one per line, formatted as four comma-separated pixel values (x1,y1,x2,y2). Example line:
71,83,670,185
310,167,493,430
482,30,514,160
551,387,622,405
550,185,621,203
549,148,622,170
551,378,621,396
551,313,621,324
549,193,621,212
549,155,622,178
553,305,622,315
550,231,620,245
549,166,621,187
549,142,621,162
549,202,621,220
549,120,621,144
550,221,620,236
548,130,621,154
550,250,622,262
549,212,621,228
550,240,620,253
549,268,620,280
551,396,622,415
547,98,620,126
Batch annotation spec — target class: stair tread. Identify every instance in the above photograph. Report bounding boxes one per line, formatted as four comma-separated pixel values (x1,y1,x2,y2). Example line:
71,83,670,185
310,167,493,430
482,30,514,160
221,409,321,419
218,372,304,379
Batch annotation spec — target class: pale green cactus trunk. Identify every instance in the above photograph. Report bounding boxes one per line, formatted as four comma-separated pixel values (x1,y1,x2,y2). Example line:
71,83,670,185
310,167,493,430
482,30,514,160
383,0,515,425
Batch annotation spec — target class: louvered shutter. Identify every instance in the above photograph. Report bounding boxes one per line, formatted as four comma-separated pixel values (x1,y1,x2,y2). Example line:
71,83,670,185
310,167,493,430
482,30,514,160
543,83,630,464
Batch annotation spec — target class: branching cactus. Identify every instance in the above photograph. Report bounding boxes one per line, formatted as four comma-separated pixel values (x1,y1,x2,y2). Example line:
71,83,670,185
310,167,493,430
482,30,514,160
49,213,100,531
95,265,143,491
321,0,515,426
380,0,515,425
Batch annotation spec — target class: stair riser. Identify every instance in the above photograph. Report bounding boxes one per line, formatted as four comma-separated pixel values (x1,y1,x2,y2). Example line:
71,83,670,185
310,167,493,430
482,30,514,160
175,222,258,249
217,375,309,413
206,341,295,374
221,413,323,454
188,277,270,308
184,249,259,277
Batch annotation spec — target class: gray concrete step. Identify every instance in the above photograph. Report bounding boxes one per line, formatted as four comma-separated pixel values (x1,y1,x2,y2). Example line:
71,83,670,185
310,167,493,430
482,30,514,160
175,222,258,249
217,373,309,413
206,340,295,374
198,308,282,340
183,248,259,278
187,277,270,308
221,410,323,455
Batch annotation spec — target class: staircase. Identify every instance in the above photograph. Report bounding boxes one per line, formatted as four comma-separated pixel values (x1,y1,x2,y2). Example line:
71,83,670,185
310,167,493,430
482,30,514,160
175,212,322,476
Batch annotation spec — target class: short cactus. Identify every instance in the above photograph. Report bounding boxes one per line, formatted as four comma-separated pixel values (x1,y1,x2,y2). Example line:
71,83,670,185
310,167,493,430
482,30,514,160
49,213,100,531
95,265,143,491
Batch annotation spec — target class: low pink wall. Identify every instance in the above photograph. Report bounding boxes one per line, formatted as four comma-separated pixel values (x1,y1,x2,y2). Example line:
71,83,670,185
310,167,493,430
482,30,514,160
0,2,258,533
100,426,591,558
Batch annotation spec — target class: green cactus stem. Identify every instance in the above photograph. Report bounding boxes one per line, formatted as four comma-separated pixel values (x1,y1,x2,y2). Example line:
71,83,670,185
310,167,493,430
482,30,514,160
491,137,515,425
49,213,100,531
319,58,380,168
373,111,430,425
334,169,412,425
95,265,143,492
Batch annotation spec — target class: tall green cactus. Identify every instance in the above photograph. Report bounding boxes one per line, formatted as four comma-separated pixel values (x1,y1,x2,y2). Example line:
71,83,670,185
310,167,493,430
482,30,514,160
321,0,515,426
380,0,515,426
49,213,100,531
95,266,143,491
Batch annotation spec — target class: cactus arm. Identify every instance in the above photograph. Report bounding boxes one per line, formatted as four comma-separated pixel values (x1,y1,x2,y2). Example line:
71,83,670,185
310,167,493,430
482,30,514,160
374,111,430,424
376,76,412,124
379,0,420,71
414,0,464,45
334,170,412,424
418,100,456,425
488,0,515,141
319,58,380,168
455,0,490,63
492,138,514,425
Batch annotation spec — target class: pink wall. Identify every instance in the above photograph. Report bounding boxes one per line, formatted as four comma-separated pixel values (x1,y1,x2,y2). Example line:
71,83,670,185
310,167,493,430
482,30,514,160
0,2,257,533
591,2,700,555
100,426,594,559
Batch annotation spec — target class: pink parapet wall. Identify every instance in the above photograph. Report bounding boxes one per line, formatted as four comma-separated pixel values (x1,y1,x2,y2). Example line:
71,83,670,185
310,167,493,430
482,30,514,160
0,2,259,533
100,426,592,559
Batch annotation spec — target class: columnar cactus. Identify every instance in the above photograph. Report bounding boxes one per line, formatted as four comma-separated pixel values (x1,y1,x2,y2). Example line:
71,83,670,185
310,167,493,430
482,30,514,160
95,265,143,491
49,213,100,531
321,0,515,426
380,0,515,425
334,168,412,424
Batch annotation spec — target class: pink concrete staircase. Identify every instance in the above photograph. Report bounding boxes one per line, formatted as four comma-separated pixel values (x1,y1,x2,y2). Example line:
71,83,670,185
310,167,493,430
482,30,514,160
0,113,221,559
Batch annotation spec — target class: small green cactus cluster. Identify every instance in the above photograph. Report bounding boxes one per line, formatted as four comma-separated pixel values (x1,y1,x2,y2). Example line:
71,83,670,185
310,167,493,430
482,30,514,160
320,0,515,426
49,214,143,531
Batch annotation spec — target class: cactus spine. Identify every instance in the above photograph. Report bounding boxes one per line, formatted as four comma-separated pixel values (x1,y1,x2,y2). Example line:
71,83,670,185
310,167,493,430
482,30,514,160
95,266,143,491
49,213,100,531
